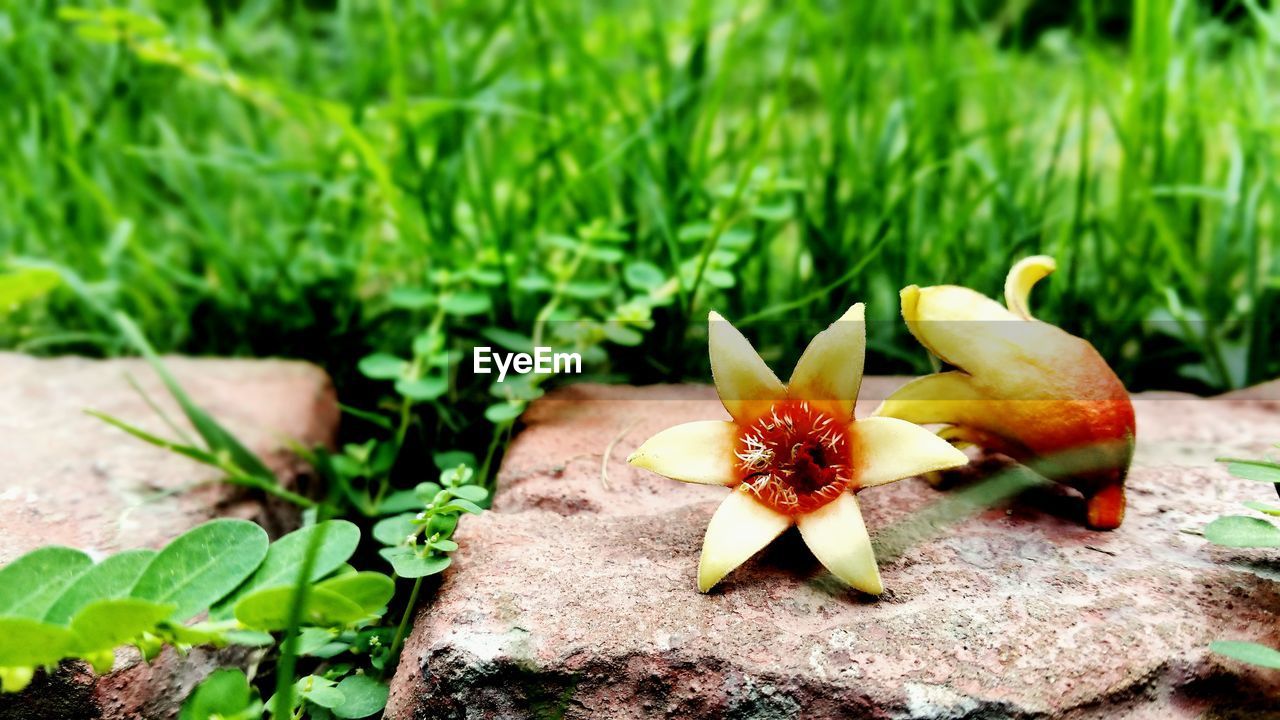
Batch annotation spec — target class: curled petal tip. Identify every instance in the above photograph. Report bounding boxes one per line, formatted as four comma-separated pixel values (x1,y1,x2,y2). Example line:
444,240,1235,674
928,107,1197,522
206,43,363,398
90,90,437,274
1005,255,1057,320
899,284,921,314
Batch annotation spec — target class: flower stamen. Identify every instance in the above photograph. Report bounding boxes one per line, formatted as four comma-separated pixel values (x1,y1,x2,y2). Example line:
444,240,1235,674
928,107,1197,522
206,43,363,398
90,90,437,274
734,400,856,515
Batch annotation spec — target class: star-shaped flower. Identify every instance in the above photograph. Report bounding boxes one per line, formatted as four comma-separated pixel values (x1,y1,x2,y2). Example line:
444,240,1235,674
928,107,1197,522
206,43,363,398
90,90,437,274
627,304,969,593
875,256,1136,529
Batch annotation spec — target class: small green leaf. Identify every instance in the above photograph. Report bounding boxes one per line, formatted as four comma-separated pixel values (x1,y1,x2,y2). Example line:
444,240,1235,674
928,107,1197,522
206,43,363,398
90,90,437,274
1204,515,1280,548
438,498,484,515
1210,640,1280,669
0,666,36,693
676,222,713,242
0,617,75,666
221,629,275,647
465,267,504,286
378,547,452,579
427,514,459,537
0,267,61,314
70,598,175,654
162,622,235,647
449,485,488,503
704,269,735,289
440,292,492,316
234,587,365,631
365,441,395,476
372,514,418,546
411,331,442,357
317,573,394,615
0,546,93,619
489,374,544,402
623,261,666,291
719,227,754,250
332,674,389,719
132,519,270,621
45,549,157,625
484,402,523,424
749,199,794,222
358,353,408,380
254,520,360,589
561,281,612,300
386,287,435,310
395,376,448,402
428,538,459,552
440,465,474,487
212,520,360,619
1243,501,1280,517
516,273,551,292
479,328,533,353
602,324,643,346
180,668,254,720
582,223,629,243
583,245,624,263
541,233,583,253
1220,459,1280,483
296,627,343,656
297,675,345,709
415,481,444,501
377,490,423,515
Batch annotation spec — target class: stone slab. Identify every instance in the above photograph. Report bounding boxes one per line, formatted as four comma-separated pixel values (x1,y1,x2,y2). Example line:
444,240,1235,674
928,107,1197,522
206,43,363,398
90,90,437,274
0,353,338,562
0,353,339,720
389,380,1280,719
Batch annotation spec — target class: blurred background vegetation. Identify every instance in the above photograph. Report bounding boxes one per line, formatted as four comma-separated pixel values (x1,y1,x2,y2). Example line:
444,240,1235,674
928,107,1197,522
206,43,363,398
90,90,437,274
1,0,1277,459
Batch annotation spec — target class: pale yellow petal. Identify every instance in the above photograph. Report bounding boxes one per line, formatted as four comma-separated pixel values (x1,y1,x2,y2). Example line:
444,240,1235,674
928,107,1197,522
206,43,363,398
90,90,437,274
627,421,738,485
899,284,1051,378
709,310,786,423
1004,255,1057,320
853,416,969,488
787,303,865,422
796,493,882,594
873,371,988,427
698,487,793,592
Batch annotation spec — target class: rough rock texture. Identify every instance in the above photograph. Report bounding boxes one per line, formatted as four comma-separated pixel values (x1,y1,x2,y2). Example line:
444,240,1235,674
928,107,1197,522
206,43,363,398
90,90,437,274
0,353,339,720
389,381,1280,719
491,383,730,517
0,353,338,562
2,647,253,720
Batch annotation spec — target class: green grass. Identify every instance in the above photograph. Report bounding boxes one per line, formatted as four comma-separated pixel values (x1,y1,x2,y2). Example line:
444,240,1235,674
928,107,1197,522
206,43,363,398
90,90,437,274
2,0,1277,441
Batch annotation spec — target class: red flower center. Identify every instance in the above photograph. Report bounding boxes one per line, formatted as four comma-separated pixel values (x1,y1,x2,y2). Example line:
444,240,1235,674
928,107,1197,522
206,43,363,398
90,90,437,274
733,400,855,515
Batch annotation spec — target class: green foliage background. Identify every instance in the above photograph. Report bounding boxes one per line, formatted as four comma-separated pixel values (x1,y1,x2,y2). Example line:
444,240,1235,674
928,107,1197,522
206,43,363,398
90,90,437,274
2,0,1277,446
